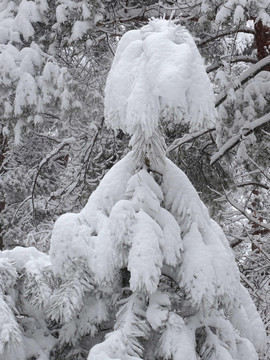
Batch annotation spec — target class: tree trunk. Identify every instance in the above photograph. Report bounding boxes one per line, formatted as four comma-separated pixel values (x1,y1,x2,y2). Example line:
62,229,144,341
0,132,7,250
254,20,270,70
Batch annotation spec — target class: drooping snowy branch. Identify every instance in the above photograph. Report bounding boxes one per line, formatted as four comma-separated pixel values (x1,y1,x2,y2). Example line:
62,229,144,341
211,112,270,164
206,56,257,73
198,26,255,47
31,137,75,217
215,55,270,108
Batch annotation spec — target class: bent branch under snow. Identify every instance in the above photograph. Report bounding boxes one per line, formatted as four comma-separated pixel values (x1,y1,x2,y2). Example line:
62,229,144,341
210,112,270,165
215,55,270,107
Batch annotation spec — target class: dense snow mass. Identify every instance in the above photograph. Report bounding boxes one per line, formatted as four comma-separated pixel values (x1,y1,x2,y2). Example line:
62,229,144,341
104,19,217,166
105,19,217,137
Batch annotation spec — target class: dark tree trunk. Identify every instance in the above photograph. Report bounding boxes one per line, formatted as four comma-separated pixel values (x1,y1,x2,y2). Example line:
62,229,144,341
0,132,7,250
254,20,270,70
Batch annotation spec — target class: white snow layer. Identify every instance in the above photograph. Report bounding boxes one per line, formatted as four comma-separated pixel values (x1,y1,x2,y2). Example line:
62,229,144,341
104,18,217,138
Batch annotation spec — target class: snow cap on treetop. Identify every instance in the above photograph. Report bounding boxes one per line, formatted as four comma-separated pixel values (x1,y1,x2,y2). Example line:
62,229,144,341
104,18,217,139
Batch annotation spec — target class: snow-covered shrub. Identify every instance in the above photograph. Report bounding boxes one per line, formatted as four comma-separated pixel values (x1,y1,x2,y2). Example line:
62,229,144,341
0,247,55,360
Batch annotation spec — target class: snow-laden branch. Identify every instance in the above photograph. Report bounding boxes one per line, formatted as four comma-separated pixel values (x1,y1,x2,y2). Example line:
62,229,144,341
206,56,257,73
49,118,105,204
104,2,196,25
167,57,270,155
210,112,270,164
31,137,75,219
224,192,270,232
215,55,270,107
198,27,255,47
105,19,217,166
237,182,269,190
35,137,75,170
248,237,270,263
167,127,215,153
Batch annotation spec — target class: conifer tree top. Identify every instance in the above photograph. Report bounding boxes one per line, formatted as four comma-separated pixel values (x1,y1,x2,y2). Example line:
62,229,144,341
104,18,217,140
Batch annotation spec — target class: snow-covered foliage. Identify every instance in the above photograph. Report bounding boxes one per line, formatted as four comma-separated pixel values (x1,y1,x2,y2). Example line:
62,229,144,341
105,18,216,165
0,247,55,360
216,0,270,25
49,150,266,359
0,42,73,143
0,0,78,141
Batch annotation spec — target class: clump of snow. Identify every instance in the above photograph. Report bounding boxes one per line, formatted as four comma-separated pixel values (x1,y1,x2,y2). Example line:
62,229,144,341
104,18,217,166
234,5,245,24
158,312,197,360
70,20,90,42
55,4,68,24
0,246,50,272
13,0,41,41
0,35,71,144
258,9,270,26
146,292,170,330
14,73,38,115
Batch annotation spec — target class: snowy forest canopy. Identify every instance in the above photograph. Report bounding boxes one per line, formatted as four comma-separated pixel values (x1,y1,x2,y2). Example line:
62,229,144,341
0,0,270,359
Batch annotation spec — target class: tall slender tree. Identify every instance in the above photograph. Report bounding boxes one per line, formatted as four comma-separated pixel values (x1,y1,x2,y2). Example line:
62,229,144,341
49,18,267,360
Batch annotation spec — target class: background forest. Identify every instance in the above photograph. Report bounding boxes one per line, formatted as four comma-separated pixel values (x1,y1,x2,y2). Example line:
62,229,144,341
0,0,270,359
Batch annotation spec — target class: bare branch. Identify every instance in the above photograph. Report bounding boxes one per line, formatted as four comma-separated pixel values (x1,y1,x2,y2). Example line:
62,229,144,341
49,118,105,206
237,182,269,190
229,234,246,248
167,127,216,153
246,233,270,263
13,195,32,221
246,153,270,182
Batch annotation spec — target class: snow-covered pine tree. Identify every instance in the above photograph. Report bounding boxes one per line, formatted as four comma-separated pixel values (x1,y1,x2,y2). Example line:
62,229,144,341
49,19,267,359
